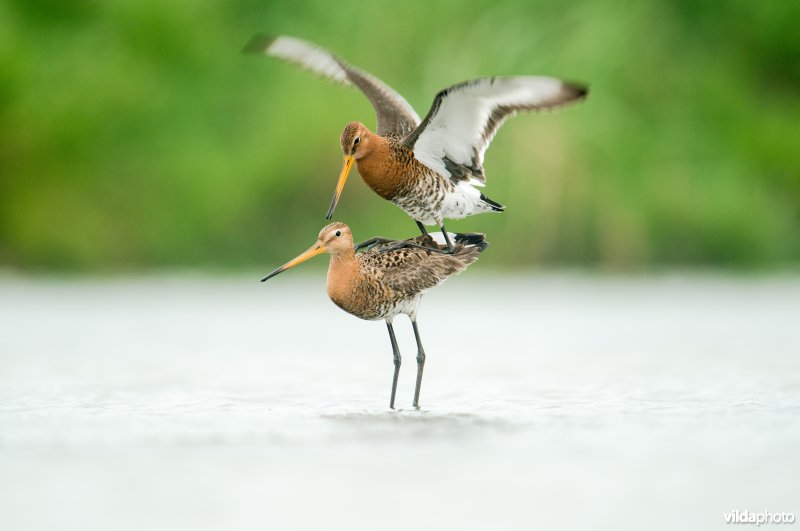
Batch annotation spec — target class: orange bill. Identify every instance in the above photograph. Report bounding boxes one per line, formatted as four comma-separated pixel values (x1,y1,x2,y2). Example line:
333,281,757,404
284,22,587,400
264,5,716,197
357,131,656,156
260,242,326,282
326,155,355,220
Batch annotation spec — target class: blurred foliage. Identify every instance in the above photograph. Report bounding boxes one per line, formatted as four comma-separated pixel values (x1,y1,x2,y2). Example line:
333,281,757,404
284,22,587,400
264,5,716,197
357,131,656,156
0,0,798,272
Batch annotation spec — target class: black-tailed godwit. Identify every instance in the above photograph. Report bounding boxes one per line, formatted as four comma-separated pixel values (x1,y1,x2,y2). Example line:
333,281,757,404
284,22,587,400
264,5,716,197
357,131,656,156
260,222,488,408
244,35,587,251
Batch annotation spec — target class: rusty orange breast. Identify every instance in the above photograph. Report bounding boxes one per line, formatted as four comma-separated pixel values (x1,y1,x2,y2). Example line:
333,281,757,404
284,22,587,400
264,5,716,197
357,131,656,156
355,139,416,200
326,254,363,314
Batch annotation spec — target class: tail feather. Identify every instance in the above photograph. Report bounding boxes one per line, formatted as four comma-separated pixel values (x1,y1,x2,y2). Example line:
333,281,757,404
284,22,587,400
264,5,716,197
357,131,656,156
480,193,505,212
453,232,489,252
429,231,489,254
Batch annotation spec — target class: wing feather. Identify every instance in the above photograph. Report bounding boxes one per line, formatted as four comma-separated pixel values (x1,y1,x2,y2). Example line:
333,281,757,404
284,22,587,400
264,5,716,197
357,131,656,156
244,34,420,137
359,234,485,296
403,76,587,182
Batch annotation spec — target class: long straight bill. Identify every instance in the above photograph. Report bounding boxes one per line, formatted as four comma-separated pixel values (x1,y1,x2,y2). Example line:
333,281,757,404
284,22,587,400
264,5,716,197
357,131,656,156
325,155,355,219
260,243,326,282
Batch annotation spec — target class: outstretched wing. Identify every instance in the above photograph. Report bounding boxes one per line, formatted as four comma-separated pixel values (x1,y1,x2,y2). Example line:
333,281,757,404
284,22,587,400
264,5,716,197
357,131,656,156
403,77,587,182
243,34,421,137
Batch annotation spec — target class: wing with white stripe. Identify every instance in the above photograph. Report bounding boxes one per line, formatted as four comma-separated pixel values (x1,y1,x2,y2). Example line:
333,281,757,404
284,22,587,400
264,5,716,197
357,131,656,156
403,77,587,182
244,34,421,137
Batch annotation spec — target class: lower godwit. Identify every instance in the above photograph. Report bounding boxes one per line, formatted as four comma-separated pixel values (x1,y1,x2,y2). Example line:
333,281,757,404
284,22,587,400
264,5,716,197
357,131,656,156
244,35,587,251
261,222,488,409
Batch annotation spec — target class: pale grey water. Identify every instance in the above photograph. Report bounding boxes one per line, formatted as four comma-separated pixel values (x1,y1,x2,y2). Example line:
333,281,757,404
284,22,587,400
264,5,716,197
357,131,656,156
1,274,798,531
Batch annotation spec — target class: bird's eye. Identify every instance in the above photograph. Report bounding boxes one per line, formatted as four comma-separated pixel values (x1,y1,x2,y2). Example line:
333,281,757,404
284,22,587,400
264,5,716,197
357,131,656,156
353,137,360,146
335,230,341,237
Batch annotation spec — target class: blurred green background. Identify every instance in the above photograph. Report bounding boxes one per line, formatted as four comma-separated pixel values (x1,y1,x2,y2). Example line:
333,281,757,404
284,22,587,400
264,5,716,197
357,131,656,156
1,0,798,272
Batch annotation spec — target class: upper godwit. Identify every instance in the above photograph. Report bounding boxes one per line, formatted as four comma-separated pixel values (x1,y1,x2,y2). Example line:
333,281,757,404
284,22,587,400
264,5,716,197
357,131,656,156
244,34,588,251
260,222,488,409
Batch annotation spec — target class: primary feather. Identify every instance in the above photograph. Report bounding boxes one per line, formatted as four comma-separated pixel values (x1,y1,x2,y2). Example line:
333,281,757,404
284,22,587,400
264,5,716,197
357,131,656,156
244,34,420,136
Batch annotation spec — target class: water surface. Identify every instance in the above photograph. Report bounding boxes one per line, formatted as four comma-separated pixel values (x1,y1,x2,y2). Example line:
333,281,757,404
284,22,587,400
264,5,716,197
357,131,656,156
1,275,798,530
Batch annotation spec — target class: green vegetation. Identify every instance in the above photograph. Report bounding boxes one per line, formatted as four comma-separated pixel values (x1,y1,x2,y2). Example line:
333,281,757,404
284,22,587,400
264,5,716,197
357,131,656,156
1,0,798,271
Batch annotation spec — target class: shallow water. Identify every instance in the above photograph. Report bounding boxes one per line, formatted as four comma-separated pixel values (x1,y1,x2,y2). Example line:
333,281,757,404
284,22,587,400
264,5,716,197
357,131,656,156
1,274,799,530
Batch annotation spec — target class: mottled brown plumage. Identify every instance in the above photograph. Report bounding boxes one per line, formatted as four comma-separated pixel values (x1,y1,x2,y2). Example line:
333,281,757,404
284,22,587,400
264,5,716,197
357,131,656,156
260,222,488,408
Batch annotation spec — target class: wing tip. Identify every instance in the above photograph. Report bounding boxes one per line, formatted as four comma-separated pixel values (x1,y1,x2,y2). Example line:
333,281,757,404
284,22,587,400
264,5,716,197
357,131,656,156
562,81,590,102
241,33,277,55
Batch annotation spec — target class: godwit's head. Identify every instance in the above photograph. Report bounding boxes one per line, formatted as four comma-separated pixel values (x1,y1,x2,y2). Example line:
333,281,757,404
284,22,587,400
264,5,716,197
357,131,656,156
315,222,354,254
339,121,372,159
327,121,373,219
260,223,353,282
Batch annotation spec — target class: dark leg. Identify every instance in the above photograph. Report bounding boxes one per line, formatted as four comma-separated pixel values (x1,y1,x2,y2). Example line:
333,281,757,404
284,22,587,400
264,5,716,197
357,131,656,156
386,322,401,409
416,220,449,252
358,237,448,255
389,240,450,254
411,320,426,409
438,222,456,253
359,236,451,255
354,237,393,252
